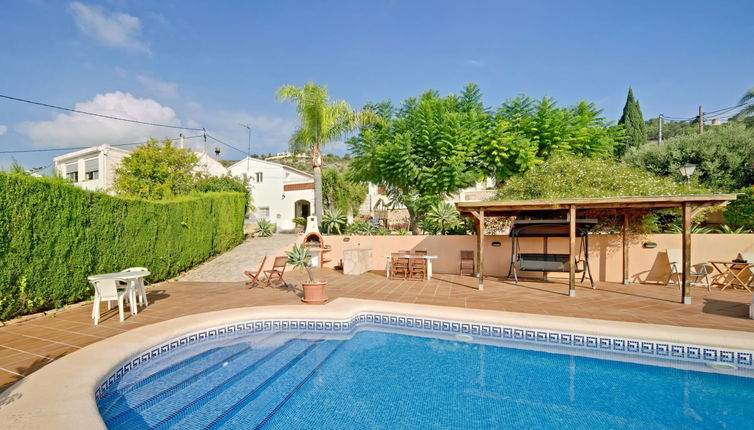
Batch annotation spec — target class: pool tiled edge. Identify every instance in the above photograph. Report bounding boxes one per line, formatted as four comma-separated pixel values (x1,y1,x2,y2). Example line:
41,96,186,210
95,311,754,400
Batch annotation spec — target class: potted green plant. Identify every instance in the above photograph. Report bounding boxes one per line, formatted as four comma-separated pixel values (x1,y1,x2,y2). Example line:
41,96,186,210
285,244,327,303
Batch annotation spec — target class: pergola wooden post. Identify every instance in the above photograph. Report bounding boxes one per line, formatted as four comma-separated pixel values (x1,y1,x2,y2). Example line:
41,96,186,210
477,208,485,291
469,208,485,291
568,205,577,297
681,202,692,304
622,214,630,285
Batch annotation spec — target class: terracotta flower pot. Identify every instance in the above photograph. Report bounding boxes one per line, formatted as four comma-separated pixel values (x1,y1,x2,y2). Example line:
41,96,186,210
302,281,328,303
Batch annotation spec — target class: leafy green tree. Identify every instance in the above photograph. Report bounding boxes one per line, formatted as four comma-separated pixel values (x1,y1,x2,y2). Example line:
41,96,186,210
615,88,647,157
480,95,622,181
322,167,367,215
497,153,708,200
625,123,754,191
349,85,484,233
276,82,378,224
114,139,198,200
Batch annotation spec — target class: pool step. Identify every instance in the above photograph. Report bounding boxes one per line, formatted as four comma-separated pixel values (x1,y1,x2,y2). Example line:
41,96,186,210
151,339,334,430
105,335,307,430
99,342,250,415
163,339,343,429
216,339,345,429
101,332,279,405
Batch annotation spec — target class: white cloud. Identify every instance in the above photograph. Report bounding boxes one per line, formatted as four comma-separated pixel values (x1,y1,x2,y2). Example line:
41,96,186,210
136,75,178,99
69,2,149,53
0,125,7,136
17,91,183,148
465,59,484,67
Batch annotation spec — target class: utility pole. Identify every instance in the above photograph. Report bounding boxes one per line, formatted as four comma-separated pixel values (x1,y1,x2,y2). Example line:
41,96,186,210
658,115,663,145
698,105,704,134
240,123,252,178
179,133,184,150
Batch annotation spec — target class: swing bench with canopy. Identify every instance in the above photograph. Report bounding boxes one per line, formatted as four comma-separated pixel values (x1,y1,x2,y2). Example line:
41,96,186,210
508,219,597,289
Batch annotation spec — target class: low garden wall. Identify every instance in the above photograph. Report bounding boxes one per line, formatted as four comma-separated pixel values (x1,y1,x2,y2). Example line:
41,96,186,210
323,234,754,284
0,173,247,320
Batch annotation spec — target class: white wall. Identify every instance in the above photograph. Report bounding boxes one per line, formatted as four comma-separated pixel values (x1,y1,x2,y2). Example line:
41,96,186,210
193,152,229,177
228,157,315,231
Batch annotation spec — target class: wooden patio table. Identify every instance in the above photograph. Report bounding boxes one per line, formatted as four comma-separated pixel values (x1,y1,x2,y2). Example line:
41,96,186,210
708,261,753,292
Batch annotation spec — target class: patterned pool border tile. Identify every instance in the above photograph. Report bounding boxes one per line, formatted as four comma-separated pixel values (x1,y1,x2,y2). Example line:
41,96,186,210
95,312,754,400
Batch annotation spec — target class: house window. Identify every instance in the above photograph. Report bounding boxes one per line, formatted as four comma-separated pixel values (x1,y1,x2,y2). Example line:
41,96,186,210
255,172,263,183
258,207,270,218
65,162,78,182
84,157,99,180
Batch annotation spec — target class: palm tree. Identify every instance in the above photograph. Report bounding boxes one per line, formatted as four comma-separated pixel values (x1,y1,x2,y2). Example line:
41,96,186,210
738,87,754,118
277,82,377,224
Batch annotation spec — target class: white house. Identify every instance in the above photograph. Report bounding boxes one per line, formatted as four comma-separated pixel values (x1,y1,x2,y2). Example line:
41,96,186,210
193,151,229,178
53,145,131,193
228,157,315,231
53,145,229,194
358,178,497,217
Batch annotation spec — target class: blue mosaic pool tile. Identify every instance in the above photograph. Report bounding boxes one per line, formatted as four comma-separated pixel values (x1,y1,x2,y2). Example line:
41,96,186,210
656,343,669,356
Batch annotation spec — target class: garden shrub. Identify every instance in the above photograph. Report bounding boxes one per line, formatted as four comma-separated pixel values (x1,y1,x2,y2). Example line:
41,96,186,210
497,154,708,200
624,123,754,192
0,173,247,320
724,186,754,230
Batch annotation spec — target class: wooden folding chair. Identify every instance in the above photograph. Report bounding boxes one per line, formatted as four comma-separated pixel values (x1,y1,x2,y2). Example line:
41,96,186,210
244,256,267,288
264,256,288,288
460,250,475,275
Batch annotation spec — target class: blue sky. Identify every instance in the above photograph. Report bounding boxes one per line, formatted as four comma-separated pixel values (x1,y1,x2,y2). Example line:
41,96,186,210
1,0,753,169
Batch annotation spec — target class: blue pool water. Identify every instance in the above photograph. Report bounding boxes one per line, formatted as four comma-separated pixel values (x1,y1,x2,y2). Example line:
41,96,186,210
98,329,754,429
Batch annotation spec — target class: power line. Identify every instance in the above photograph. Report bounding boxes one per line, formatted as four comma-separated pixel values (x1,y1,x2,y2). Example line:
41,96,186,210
0,94,204,131
205,133,249,155
661,100,754,123
0,134,203,154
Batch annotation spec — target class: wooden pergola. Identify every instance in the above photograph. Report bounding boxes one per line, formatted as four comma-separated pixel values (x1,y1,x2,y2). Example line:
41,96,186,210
456,195,738,304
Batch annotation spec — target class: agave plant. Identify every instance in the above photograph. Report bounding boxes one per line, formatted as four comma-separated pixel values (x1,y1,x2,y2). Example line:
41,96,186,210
321,208,347,234
666,221,714,234
425,202,461,235
347,219,377,235
715,224,751,234
285,244,314,282
256,219,275,237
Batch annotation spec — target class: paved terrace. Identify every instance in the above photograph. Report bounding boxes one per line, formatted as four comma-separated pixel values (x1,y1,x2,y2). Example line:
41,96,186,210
1,269,753,392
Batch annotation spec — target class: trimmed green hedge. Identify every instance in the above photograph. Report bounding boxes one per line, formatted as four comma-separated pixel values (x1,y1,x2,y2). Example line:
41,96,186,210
0,173,247,320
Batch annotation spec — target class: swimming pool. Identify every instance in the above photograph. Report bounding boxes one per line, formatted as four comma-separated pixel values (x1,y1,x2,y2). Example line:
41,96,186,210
97,317,754,429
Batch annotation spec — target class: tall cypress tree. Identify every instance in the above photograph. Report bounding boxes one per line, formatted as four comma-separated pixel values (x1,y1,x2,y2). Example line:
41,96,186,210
616,88,647,157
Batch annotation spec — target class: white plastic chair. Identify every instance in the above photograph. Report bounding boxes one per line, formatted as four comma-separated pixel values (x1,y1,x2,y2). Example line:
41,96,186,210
121,267,149,308
91,278,128,325
666,248,711,292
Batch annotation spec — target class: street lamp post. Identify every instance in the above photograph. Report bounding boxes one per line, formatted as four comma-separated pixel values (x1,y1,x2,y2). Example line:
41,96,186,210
678,163,697,183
